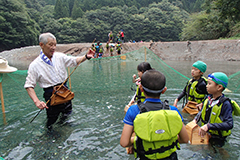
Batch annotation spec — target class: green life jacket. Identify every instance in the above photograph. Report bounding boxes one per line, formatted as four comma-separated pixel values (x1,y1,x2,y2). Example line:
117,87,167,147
133,101,182,159
200,97,240,137
186,77,207,104
135,85,145,104
99,47,103,53
116,44,121,51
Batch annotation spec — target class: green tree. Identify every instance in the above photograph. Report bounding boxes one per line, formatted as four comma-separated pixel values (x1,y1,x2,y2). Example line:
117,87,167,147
0,0,39,51
180,11,229,40
126,5,138,14
71,0,84,19
54,0,65,19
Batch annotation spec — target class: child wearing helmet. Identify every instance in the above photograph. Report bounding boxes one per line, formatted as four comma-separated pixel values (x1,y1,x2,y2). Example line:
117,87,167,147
98,43,104,58
173,61,208,108
194,72,234,147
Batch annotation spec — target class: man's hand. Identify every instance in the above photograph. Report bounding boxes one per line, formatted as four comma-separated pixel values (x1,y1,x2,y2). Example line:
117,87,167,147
86,48,95,59
35,100,48,110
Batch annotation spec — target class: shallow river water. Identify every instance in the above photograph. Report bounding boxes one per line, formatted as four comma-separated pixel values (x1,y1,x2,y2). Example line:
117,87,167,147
0,57,239,160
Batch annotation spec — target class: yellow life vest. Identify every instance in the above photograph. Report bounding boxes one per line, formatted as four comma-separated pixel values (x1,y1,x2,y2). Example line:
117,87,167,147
186,77,207,104
133,110,182,159
135,86,145,103
200,97,240,137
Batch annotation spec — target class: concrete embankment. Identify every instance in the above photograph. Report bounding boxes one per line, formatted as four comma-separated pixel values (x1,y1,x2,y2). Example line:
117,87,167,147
0,40,239,69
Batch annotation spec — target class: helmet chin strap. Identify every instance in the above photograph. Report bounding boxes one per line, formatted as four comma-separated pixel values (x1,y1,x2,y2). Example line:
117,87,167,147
141,85,165,94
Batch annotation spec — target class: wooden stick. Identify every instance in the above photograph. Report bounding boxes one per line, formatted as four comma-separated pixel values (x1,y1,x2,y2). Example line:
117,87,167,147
0,82,5,113
0,82,6,124
68,67,72,90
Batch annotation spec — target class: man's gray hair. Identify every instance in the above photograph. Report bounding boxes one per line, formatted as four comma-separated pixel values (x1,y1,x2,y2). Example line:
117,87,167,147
39,33,56,44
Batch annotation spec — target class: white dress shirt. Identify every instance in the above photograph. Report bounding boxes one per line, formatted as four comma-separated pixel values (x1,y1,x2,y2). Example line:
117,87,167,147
24,52,77,89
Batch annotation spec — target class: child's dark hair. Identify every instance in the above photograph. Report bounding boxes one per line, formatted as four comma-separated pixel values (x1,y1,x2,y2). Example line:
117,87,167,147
137,62,152,73
141,70,166,97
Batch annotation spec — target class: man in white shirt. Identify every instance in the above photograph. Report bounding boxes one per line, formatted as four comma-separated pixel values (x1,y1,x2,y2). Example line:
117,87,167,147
24,32,94,130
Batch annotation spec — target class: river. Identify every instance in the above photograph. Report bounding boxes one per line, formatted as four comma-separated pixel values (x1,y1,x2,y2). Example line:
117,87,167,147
0,57,239,160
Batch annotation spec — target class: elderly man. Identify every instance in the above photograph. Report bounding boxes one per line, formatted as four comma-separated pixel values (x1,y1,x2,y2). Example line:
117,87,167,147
25,32,94,130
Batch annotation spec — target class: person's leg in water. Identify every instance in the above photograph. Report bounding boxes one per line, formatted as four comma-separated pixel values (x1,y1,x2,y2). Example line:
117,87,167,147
59,101,72,124
46,105,62,131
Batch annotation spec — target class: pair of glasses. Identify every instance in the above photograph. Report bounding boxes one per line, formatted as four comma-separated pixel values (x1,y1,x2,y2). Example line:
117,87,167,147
208,74,227,87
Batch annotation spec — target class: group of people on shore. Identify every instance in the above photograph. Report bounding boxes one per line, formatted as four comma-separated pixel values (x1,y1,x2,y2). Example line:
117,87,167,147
108,30,124,44
91,37,123,58
88,30,125,59
24,32,239,160
120,61,239,159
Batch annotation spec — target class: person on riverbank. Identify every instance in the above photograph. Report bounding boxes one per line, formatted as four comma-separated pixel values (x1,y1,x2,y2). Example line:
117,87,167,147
24,32,94,130
108,31,113,43
106,41,109,56
173,60,208,108
110,45,114,56
94,41,100,58
120,29,124,43
194,72,234,147
116,41,122,55
98,43,104,58
120,70,188,159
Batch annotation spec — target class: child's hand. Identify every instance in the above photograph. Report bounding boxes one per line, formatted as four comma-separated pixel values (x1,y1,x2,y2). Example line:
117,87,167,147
196,103,203,111
173,99,178,107
126,145,134,154
199,124,208,137
133,74,136,79
132,74,137,83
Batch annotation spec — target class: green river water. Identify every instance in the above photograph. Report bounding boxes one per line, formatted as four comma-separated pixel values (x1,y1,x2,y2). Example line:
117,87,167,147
0,49,240,160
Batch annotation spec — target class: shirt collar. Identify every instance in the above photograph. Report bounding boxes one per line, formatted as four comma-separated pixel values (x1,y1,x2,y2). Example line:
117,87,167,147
40,50,53,66
144,98,161,103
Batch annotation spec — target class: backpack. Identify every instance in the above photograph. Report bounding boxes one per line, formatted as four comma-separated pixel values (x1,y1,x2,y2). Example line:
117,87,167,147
219,97,240,116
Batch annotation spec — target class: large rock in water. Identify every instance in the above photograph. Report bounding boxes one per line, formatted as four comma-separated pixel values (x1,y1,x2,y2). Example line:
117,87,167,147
0,40,239,70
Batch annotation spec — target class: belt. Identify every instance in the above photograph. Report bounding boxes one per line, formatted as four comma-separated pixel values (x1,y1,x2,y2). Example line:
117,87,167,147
43,82,67,93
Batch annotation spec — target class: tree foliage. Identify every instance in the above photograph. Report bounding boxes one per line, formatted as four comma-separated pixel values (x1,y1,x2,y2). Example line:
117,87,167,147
0,0,39,51
180,0,240,40
0,0,239,51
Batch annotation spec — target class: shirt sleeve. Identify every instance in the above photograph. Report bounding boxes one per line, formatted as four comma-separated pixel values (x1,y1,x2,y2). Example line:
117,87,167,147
24,62,38,89
170,105,184,122
123,105,140,126
196,79,208,94
177,84,187,101
59,53,77,68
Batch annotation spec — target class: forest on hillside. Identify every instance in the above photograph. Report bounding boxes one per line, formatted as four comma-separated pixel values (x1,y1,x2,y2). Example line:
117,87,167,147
0,0,239,51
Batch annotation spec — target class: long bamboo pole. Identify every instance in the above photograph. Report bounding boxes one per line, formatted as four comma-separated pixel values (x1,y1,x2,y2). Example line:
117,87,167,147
0,82,7,125
68,67,72,90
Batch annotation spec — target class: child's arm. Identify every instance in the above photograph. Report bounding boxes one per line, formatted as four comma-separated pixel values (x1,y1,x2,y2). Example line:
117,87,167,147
178,123,189,143
173,85,187,107
120,124,134,147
